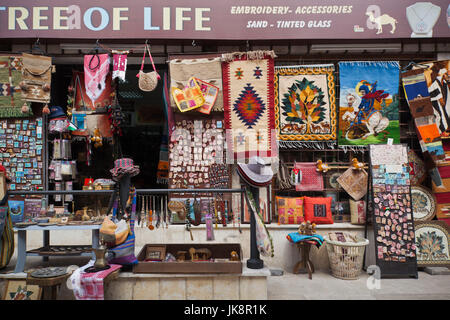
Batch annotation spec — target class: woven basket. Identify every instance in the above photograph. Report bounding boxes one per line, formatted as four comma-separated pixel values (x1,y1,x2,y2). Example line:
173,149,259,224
325,237,369,280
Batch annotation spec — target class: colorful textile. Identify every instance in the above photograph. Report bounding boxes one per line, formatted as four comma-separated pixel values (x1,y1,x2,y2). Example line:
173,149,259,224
276,196,304,224
112,51,128,81
222,51,277,162
73,71,114,111
83,54,112,109
74,264,121,300
21,53,53,104
107,191,138,265
402,68,445,161
408,149,427,185
195,78,219,114
244,188,274,257
338,61,400,149
336,167,368,201
0,206,14,269
294,162,324,191
350,199,366,225
169,55,224,112
275,64,337,149
286,233,324,248
171,77,205,112
0,55,32,117
432,164,450,220
415,60,450,136
303,196,334,225
415,115,445,161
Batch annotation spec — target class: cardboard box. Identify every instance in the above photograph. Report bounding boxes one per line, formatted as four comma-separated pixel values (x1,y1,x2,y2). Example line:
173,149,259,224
133,243,243,274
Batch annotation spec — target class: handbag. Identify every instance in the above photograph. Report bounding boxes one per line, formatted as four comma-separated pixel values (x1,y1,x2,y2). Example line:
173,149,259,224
20,53,53,104
136,44,160,92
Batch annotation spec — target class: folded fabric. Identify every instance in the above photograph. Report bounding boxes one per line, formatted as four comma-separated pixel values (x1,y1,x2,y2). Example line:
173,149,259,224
286,233,324,248
74,264,122,300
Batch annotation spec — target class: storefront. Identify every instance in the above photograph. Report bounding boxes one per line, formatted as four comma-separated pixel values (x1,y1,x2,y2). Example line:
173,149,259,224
0,0,449,301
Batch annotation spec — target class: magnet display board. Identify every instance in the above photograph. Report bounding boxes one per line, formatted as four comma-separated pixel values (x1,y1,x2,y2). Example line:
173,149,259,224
0,118,44,191
369,144,418,278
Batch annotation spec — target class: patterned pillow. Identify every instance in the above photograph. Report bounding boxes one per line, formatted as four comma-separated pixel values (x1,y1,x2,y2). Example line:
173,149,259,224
303,196,334,225
276,196,304,224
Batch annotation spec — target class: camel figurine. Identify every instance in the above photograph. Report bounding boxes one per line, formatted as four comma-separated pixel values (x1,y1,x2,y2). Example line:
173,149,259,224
298,221,317,235
316,159,329,173
366,10,397,34
351,158,364,170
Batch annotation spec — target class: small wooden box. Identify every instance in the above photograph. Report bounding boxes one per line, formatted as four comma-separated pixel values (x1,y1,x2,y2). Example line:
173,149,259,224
133,243,243,274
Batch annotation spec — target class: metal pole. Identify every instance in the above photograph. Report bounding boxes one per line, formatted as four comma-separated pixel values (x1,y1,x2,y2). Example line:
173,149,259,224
246,185,264,269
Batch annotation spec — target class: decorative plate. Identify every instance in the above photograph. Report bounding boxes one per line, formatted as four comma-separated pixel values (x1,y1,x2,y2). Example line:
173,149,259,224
415,221,450,268
30,267,68,278
328,172,342,190
411,186,436,221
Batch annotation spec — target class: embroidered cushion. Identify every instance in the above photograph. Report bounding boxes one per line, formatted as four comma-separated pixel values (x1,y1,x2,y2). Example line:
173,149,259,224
276,196,304,224
303,196,334,225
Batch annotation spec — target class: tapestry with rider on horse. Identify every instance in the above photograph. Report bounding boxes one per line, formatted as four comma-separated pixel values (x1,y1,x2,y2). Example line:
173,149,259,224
274,64,337,149
338,61,400,150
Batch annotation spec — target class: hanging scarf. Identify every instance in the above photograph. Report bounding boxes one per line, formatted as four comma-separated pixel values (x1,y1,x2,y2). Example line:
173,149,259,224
84,53,111,107
112,50,128,82
244,189,274,257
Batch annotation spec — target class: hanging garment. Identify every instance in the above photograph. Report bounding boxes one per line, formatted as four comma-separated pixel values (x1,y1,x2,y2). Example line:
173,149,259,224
112,51,128,82
84,54,111,108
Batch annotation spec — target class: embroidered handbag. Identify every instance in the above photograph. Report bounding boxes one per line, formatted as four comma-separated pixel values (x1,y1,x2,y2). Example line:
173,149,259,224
20,53,53,103
136,44,160,92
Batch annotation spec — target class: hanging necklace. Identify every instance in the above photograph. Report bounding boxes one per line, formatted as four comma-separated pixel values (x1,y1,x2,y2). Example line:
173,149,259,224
410,3,435,33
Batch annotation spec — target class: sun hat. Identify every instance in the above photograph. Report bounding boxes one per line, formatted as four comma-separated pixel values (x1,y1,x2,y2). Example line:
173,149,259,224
110,158,140,181
0,165,11,183
237,156,274,188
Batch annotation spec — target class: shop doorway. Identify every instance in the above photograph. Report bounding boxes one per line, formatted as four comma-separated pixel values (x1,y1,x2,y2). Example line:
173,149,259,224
52,64,167,190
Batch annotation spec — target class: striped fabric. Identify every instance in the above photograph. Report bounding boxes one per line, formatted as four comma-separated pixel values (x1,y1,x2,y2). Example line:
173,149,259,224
107,191,138,265
0,206,14,269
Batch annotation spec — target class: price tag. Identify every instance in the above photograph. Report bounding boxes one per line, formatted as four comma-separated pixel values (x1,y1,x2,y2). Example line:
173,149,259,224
387,138,393,145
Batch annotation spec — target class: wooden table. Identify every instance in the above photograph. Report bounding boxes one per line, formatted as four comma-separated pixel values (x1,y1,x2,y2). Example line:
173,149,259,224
293,241,315,280
26,272,71,300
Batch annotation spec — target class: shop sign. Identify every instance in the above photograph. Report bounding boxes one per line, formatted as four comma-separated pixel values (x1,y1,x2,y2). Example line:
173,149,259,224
0,0,449,40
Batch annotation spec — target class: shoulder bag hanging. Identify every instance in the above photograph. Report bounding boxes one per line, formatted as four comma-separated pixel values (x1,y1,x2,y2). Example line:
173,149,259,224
136,44,160,92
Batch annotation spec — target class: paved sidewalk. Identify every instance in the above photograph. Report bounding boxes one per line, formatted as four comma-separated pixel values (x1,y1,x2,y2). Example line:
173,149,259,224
1,255,450,300
267,270,450,300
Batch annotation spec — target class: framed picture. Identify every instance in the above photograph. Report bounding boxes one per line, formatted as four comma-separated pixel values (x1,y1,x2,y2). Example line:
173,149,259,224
415,220,450,268
3,280,41,300
145,245,166,262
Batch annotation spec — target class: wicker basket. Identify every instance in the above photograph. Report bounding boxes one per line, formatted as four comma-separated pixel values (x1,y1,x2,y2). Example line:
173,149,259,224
325,237,369,280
